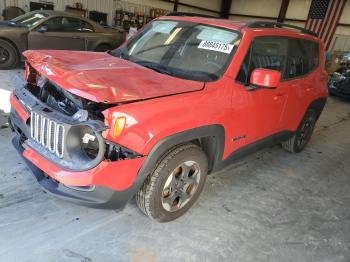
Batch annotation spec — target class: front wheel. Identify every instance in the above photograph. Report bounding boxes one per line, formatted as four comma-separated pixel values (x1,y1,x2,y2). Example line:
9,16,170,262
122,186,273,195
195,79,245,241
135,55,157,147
282,110,317,153
136,144,208,222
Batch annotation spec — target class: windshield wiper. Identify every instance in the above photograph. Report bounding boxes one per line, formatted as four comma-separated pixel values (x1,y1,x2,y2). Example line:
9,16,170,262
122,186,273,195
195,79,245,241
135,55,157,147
135,61,174,76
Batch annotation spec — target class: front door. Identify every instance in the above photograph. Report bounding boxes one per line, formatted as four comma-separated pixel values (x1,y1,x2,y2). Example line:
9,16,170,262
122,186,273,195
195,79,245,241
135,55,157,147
28,17,87,51
231,36,289,146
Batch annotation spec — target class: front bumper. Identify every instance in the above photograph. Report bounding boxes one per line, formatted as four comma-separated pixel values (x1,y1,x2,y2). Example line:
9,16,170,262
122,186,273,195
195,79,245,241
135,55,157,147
9,91,146,209
12,135,142,209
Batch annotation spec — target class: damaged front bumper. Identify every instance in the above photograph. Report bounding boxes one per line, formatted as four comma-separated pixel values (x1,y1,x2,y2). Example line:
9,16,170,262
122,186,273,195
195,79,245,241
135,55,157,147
9,77,146,209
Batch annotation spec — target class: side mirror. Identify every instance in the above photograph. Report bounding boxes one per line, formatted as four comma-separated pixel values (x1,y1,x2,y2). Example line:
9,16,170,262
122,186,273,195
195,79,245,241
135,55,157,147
249,68,281,89
36,25,48,33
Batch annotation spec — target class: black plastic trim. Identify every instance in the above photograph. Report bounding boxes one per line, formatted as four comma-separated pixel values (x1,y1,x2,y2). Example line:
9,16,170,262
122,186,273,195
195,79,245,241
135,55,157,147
214,131,293,171
243,21,317,37
306,97,328,119
133,126,295,199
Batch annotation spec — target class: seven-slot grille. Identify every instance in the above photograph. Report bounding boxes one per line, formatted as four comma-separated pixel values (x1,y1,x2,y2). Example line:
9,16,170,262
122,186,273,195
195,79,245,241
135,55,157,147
30,111,65,158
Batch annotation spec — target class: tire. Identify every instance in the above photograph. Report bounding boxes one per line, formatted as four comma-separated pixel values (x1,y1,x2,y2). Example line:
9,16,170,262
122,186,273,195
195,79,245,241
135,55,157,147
136,144,208,222
0,39,18,69
282,109,317,153
94,44,112,52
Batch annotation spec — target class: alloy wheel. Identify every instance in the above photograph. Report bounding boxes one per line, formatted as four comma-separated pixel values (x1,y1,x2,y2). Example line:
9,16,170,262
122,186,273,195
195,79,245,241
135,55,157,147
296,115,315,148
0,46,9,64
161,160,201,212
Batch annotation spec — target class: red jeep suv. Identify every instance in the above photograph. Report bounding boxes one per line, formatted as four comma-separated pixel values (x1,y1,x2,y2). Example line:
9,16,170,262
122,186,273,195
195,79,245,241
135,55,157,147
9,15,328,222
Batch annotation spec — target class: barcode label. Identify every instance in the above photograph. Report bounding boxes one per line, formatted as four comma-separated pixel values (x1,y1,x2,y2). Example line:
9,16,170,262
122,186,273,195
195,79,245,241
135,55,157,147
198,41,234,54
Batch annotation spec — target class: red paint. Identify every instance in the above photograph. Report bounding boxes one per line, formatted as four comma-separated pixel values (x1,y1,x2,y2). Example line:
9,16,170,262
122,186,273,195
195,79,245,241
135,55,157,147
21,18,328,192
22,50,204,103
250,69,281,88
9,92,30,122
23,146,146,191
101,29,328,159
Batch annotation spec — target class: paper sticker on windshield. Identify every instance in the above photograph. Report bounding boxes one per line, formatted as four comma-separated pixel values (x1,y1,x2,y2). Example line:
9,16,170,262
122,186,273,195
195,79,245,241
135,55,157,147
198,41,234,54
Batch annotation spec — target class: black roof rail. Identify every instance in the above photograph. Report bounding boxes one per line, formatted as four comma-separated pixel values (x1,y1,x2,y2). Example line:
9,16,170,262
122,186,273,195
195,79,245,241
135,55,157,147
165,12,217,19
244,21,318,37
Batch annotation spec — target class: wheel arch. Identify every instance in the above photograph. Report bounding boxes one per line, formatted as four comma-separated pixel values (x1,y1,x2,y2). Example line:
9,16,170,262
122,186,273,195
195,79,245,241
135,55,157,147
306,97,328,120
134,124,226,189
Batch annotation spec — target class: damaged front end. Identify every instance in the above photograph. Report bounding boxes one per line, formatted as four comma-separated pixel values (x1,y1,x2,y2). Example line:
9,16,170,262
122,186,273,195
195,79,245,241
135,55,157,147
10,64,141,172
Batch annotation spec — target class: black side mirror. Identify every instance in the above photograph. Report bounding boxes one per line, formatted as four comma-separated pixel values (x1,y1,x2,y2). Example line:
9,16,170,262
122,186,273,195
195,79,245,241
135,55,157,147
37,25,48,33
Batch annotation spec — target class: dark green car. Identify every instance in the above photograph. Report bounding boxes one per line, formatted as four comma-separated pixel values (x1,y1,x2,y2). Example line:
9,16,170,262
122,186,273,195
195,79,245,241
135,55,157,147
0,10,126,69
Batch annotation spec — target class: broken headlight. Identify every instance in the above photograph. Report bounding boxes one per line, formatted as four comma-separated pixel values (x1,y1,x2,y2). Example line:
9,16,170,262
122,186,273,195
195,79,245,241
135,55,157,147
66,125,101,161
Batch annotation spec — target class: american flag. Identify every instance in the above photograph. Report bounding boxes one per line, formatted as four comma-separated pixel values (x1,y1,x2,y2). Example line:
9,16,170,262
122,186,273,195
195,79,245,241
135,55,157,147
305,0,346,50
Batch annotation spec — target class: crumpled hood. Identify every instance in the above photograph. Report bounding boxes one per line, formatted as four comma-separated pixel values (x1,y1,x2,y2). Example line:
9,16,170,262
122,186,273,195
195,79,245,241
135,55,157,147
23,50,204,103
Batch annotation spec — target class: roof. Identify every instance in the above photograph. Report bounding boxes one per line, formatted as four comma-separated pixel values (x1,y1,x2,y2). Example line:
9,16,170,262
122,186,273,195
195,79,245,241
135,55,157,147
33,10,80,17
30,10,105,31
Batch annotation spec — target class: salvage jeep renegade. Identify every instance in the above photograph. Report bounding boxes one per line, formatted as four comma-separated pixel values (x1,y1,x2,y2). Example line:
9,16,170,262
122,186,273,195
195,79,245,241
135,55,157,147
9,15,328,222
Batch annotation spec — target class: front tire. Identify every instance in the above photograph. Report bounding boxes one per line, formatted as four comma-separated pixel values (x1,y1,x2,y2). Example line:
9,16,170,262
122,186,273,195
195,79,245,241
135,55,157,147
136,144,208,222
282,109,317,153
0,39,18,69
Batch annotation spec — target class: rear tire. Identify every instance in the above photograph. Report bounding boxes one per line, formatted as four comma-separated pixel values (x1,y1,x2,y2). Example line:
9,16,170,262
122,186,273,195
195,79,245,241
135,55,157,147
282,109,317,153
136,144,208,222
0,39,18,69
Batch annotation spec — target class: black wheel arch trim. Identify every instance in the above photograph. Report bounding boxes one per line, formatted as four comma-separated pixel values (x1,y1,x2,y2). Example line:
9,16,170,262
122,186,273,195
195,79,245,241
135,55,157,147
306,96,328,120
139,125,226,176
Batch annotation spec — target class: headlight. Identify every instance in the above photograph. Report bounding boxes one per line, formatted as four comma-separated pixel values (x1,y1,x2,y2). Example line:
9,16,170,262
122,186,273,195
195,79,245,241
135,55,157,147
66,125,101,161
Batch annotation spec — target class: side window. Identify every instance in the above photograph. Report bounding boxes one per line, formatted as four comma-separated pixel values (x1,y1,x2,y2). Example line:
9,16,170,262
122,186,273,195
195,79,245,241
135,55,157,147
285,39,319,79
307,41,319,70
42,17,62,32
61,17,94,32
41,17,94,32
236,36,287,84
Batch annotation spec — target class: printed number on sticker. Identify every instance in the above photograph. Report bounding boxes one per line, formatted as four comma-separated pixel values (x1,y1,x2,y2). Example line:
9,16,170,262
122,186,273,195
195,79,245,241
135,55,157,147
198,41,234,54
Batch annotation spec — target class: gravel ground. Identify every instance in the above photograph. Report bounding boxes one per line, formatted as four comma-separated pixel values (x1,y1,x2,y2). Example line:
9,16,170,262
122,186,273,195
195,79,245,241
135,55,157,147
0,69,350,262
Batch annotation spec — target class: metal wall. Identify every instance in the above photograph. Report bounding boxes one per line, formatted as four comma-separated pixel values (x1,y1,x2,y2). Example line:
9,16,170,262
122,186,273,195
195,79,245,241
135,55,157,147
1,0,222,25
1,0,117,25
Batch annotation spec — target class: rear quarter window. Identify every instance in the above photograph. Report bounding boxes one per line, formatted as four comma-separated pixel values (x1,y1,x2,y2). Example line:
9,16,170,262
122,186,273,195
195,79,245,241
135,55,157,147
284,39,319,79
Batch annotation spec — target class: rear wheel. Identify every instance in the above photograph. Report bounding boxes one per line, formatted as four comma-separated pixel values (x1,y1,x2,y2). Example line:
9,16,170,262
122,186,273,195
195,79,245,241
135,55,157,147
0,39,18,69
136,144,208,222
282,110,317,153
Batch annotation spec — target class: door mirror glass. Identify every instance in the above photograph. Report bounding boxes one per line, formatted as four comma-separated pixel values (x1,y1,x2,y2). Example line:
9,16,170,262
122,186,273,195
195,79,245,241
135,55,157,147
250,68,281,89
36,25,48,33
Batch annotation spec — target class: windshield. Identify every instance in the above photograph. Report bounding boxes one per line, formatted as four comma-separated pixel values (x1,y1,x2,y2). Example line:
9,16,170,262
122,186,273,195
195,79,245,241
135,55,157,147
11,12,48,28
110,20,241,82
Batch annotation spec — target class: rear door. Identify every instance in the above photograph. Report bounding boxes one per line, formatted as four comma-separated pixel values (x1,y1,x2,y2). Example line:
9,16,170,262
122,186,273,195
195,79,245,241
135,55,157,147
28,17,92,51
279,39,320,130
231,36,289,145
